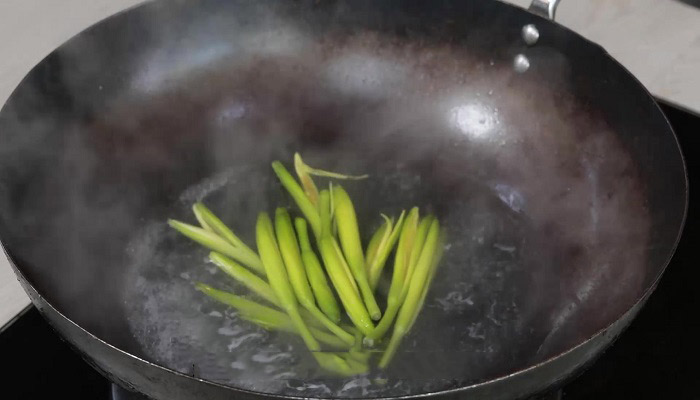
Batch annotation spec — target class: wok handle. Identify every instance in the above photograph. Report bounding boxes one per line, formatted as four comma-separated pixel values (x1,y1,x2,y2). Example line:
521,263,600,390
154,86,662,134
528,0,562,20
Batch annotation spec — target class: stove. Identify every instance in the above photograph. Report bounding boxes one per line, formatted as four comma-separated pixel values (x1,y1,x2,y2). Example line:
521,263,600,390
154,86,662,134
2,100,698,400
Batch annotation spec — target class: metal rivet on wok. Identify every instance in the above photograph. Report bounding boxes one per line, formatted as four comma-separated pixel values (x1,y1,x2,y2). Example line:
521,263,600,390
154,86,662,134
513,54,530,73
522,24,540,45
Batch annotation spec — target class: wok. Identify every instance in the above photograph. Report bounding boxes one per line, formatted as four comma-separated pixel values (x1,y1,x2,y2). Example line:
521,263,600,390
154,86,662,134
0,0,687,399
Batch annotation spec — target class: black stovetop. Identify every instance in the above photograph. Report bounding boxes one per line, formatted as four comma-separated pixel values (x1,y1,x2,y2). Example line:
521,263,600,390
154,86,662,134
2,101,698,400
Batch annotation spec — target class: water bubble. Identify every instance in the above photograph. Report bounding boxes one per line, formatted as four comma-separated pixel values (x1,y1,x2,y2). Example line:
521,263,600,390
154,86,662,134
227,332,263,351
273,372,296,380
217,325,243,336
231,361,246,370
252,352,294,363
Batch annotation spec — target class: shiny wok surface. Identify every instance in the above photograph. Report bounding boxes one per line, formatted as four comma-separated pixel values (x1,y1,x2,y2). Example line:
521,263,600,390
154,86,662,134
0,0,686,398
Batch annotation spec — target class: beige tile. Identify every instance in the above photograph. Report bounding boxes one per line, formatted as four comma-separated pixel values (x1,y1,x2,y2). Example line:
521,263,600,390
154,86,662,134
0,254,29,327
0,0,143,327
577,1,699,82
652,33,700,109
505,0,700,112
0,0,144,106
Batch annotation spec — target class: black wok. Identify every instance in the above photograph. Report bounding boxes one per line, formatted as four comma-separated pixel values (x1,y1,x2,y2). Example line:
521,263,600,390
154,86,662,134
0,0,687,399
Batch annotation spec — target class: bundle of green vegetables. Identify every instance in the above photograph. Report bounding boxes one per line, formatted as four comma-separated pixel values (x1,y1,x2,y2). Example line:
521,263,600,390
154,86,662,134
168,154,444,375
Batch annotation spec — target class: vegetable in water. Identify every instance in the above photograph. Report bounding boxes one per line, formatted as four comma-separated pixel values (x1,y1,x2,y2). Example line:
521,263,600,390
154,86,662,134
256,212,320,352
196,283,349,349
295,217,342,323
193,203,261,271
168,219,264,274
332,186,381,320
318,235,376,336
209,252,278,306
367,207,420,341
169,153,445,375
318,189,334,239
293,152,368,207
379,219,443,367
366,211,406,290
271,161,322,239
275,208,355,346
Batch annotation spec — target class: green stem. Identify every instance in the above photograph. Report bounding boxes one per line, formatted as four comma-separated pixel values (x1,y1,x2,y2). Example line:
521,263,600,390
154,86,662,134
400,215,434,300
368,301,400,342
366,207,419,340
271,161,321,239
209,252,278,306
313,353,361,376
307,307,355,346
332,185,381,320
209,253,324,330
318,189,333,240
192,206,215,232
406,230,446,331
332,239,359,295
244,316,350,350
369,216,435,341
318,235,375,336
347,330,371,363
276,209,354,346
295,152,369,180
365,216,390,271
274,208,316,308
192,203,262,271
197,283,277,320
168,219,264,274
295,217,341,323
256,212,320,352
378,327,405,368
294,153,320,207
343,353,370,374
379,219,441,368
368,210,406,290
196,284,349,349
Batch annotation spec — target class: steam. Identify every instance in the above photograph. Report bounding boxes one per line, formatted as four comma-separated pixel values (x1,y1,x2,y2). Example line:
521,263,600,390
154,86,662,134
119,32,650,394
0,0,656,398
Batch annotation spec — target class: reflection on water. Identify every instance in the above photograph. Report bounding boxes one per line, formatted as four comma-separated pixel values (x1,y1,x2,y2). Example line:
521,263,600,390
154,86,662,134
450,103,498,138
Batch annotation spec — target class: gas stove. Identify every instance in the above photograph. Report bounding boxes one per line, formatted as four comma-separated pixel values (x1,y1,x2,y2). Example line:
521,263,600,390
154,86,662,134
2,100,697,400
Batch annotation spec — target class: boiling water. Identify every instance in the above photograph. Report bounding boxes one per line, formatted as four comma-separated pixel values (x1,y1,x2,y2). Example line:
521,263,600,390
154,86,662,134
124,164,543,397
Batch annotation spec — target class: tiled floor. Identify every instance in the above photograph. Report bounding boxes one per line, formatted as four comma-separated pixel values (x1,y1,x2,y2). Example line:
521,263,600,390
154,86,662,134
1,0,699,327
